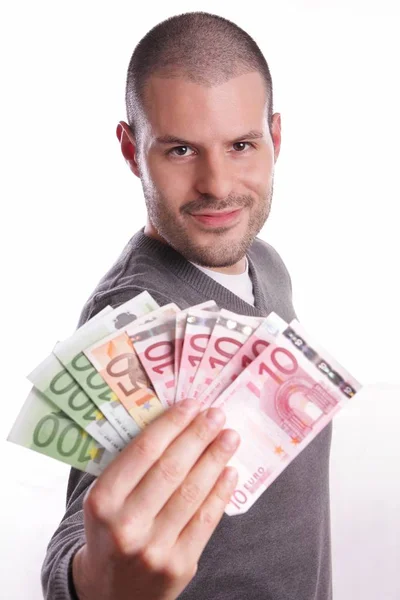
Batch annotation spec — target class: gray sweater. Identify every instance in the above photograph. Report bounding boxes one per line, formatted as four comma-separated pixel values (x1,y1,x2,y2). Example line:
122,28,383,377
41,228,333,599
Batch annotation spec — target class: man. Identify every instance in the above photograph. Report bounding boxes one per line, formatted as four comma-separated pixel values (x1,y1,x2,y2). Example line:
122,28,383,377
42,11,333,600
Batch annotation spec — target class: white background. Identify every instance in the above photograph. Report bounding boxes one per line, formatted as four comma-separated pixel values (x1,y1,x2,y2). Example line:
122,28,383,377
1,1,399,598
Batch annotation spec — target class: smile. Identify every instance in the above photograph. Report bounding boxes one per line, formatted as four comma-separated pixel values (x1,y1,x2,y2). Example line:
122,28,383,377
189,208,243,228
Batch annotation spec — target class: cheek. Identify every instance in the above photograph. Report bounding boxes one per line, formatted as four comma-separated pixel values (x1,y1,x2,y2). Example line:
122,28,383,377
144,154,167,186
150,159,189,194
159,173,195,211
241,156,273,191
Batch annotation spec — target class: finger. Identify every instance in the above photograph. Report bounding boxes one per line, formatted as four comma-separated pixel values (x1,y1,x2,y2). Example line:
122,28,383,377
90,399,202,513
154,428,240,545
175,465,239,563
119,407,228,525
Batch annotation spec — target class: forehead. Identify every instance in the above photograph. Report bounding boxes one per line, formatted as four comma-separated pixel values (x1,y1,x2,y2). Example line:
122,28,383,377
141,71,268,142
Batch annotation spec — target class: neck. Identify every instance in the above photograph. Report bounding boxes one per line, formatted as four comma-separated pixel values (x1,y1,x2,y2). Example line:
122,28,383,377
143,219,246,275
196,259,247,275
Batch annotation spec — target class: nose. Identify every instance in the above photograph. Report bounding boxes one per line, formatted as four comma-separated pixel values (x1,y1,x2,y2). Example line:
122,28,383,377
194,151,234,201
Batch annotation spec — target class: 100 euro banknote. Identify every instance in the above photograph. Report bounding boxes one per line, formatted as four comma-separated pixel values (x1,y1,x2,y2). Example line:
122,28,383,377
28,353,125,453
8,387,116,475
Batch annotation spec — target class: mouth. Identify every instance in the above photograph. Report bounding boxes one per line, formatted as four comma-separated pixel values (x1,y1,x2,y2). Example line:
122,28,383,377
189,208,243,228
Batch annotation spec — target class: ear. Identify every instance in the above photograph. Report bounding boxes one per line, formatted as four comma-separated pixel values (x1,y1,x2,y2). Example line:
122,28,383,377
271,113,282,163
116,121,141,178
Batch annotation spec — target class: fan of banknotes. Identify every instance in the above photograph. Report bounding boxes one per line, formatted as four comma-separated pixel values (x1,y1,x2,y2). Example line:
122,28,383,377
7,291,362,516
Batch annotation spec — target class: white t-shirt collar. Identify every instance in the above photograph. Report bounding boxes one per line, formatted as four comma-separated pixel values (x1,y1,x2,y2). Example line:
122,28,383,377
189,256,255,306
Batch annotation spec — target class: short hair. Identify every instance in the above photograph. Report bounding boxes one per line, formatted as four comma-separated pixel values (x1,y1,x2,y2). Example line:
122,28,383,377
125,11,274,147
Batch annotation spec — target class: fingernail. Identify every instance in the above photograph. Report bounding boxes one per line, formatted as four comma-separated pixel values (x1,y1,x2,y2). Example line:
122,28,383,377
219,429,240,450
177,398,201,414
205,407,225,426
224,467,238,482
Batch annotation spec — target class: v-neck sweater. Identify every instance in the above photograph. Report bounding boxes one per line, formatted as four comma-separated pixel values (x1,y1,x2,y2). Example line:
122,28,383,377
41,228,333,600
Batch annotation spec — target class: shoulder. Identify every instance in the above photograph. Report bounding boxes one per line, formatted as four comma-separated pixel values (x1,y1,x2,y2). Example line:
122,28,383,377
250,236,286,261
76,238,173,328
77,284,172,329
248,236,293,289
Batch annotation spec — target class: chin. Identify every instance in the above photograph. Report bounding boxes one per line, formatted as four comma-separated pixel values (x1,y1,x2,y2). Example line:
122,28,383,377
184,240,247,268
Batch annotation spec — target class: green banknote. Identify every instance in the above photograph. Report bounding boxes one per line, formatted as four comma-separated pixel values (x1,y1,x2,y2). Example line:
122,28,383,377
28,353,125,453
53,292,160,442
7,387,115,476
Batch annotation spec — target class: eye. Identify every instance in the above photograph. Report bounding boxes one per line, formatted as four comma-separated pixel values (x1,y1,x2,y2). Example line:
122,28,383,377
232,142,253,152
166,141,255,158
167,146,194,157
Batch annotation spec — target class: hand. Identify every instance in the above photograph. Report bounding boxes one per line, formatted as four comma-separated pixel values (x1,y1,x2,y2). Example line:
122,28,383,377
72,399,240,600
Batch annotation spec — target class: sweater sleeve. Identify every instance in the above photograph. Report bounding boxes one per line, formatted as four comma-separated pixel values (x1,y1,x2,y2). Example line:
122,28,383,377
41,294,113,599
41,469,95,599
40,287,166,599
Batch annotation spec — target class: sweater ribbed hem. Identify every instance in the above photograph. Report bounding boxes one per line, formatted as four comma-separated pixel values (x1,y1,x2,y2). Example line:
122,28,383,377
48,540,86,600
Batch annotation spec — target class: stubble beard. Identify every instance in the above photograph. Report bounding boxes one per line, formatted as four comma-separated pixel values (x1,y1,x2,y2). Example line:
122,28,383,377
142,179,274,268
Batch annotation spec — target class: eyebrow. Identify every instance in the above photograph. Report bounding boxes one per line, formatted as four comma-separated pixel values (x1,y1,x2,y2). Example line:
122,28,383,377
154,129,264,146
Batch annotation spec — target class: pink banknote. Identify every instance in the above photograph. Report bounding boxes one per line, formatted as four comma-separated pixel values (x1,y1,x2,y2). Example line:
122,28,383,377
198,312,288,408
213,317,362,515
174,309,219,403
174,301,218,381
188,310,262,401
130,307,180,408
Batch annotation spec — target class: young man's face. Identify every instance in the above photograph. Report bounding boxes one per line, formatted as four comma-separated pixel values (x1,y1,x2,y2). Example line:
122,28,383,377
119,71,281,271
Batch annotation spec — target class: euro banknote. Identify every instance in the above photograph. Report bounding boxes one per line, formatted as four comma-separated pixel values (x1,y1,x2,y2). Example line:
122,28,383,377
175,308,218,403
213,315,361,515
198,312,288,407
130,305,180,407
188,310,262,401
8,291,363,517
28,353,125,453
8,387,116,475
85,330,163,430
52,292,159,442
174,301,219,378
84,304,180,428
